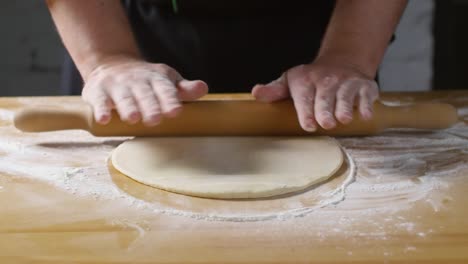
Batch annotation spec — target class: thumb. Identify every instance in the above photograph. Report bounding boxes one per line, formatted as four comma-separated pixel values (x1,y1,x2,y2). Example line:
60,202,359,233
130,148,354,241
177,80,209,101
252,73,290,103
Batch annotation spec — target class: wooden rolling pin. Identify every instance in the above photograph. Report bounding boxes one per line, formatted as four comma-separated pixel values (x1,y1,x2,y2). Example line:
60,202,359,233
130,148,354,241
14,98,458,137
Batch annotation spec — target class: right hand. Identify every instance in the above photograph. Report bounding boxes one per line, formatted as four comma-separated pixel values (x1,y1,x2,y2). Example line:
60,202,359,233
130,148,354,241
82,56,208,126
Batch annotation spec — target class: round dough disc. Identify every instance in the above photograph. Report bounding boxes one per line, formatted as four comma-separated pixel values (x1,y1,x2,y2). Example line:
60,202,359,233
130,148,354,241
111,137,343,199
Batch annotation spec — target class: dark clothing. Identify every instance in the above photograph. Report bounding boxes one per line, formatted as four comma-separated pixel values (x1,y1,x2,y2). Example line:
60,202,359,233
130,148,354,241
61,0,335,95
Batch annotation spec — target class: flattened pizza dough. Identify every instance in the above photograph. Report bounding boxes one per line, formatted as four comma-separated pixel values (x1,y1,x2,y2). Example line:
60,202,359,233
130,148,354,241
111,137,343,199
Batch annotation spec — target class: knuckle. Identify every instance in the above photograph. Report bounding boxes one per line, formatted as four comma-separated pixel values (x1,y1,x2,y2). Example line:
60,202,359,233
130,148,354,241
93,97,111,109
318,75,339,87
116,96,135,107
291,80,314,95
336,92,351,101
136,92,155,101
82,83,99,97
116,93,134,102
316,113,332,124
337,83,358,96
83,90,109,105
111,86,131,98
298,93,315,105
321,108,334,116
120,108,138,118
344,77,368,88
317,111,333,122
300,74,314,85
336,110,351,118
138,97,158,110
95,108,111,117
95,75,113,88
317,84,337,95
140,95,158,105
336,114,347,122
339,78,358,90
337,100,353,111
153,64,175,76
152,78,175,90
337,114,352,124
81,91,92,102
318,94,332,103
369,88,380,100
153,63,170,71
95,103,110,111
150,76,166,85
140,100,160,112
359,87,370,97
147,104,162,112
157,86,178,99
359,80,378,92
360,101,372,111
295,64,308,71
133,87,155,100
298,102,314,115
122,72,139,81
118,108,137,119
164,100,181,109
145,108,162,117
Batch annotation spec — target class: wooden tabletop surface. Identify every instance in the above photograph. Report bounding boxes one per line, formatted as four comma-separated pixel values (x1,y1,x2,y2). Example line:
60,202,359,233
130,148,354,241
0,91,468,263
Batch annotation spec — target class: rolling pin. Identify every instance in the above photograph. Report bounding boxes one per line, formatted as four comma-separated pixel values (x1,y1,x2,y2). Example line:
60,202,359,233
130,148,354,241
14,98,458,137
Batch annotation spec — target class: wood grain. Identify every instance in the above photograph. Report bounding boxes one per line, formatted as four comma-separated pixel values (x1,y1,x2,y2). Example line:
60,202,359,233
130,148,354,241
0,92,467,263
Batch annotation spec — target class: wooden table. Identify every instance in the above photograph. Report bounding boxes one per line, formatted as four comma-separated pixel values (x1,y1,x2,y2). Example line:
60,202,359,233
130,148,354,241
0,91,468,263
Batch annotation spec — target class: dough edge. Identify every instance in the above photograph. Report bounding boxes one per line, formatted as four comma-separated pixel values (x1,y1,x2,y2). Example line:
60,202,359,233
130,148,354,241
111,137,344,199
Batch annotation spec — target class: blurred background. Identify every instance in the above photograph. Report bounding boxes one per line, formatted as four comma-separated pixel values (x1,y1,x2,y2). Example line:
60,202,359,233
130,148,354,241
0,0,466,96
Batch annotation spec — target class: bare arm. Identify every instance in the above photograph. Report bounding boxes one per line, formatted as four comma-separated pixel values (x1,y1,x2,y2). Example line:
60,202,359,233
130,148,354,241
46,0,207,125
318,0,408,78
46,0,139,80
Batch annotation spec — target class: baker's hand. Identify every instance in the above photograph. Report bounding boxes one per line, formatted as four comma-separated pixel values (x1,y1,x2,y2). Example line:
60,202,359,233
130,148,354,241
82,56,208,126
252,60,379,132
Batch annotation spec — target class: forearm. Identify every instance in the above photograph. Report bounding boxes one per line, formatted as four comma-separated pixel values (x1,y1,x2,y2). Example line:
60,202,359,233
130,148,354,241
317,0,408,78
46,0,140,81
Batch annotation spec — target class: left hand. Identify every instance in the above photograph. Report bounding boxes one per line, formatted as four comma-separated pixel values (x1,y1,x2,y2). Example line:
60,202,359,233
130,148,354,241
252,60,379,132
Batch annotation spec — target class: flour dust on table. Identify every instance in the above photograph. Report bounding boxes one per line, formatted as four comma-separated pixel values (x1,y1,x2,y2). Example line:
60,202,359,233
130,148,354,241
0,98,467,222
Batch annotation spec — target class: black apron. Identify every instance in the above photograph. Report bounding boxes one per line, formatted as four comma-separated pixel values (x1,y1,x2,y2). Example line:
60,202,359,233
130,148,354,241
61,0,335,95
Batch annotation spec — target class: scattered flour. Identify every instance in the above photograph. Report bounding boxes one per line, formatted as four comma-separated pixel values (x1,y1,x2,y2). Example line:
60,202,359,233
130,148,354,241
1,102,468,224
0,109,14,120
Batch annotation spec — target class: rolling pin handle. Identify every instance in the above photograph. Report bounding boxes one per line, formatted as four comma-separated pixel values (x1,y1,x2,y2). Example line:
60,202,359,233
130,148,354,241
14,108,91,133
381,102,459,130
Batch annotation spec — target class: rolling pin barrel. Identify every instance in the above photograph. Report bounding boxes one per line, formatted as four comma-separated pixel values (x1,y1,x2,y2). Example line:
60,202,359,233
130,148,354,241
13,100,459,136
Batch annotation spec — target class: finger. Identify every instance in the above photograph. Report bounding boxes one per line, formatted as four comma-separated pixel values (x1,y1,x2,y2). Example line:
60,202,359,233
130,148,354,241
158,65,208,102
131,82,162,126
151,76,182,118
252,74,289,103
82,86,113,125
109,86,141,124
314,76,338,130
287,71,317,132
334,79,360,125
177,79,209,101
358,81,379,120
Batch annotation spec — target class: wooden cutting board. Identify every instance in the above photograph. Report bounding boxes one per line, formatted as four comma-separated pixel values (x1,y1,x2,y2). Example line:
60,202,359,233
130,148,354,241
0,91,468,263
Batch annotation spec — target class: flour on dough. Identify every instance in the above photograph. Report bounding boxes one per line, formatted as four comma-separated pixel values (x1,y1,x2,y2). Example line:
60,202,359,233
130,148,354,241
111,137,343,199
